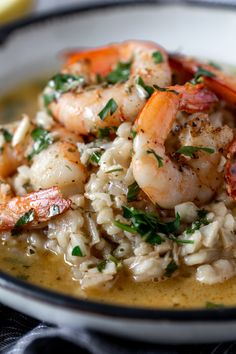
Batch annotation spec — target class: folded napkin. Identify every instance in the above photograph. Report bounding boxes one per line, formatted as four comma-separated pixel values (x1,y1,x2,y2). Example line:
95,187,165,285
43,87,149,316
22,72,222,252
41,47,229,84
1,304,236,354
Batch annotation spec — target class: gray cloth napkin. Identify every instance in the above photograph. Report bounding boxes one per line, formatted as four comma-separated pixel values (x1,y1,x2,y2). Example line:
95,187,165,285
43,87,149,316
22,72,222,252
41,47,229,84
1,305,236,354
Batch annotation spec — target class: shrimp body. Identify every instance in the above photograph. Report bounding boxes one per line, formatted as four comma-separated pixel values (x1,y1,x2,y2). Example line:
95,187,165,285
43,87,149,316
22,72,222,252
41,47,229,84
133,84,233,209
30,141,87,196
169,54,236,105
48,40,171,135
0,187,71,231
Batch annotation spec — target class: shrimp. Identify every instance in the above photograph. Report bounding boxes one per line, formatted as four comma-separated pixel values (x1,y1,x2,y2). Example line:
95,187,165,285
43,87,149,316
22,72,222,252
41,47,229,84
30,140,87,196
169,54,236,105
133,83,233,209
47,40,171,135
0,187,71,232
225,138,236,200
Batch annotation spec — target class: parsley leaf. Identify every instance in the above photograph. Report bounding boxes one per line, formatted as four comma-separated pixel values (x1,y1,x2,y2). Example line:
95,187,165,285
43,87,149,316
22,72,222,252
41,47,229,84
136,77,154,98
98,98,118,120
152,51,164,64
48,73,84,94
208,61,221,70
0,128,13,142
186,209,209,235
127,181,140,202
105,167,123,174
147,149,164,167
153,85,179,95
72,246,84,257
191,67,216,84
176,146,215,158
97,127,111,139
165,260,178,277
28,128,53,160
106,61,131,84
12,209,35,235
114,206,181,245
205,301,224,309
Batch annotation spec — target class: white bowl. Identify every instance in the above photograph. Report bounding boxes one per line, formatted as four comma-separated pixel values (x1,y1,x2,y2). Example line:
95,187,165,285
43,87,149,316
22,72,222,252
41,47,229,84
1,0,236,343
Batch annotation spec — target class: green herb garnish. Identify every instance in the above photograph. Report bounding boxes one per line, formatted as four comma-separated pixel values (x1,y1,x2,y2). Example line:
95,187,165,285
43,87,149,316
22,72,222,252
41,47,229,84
28,128,53,160
12,209,35,235
205,301,224,309
153,85,179,95
152,51,164,64
176,146,215,158
131,130,137,139
105,167,123,174
90,151,103,164
208,61,221,70
136,77,154,98
186,209,209,235
0,128,13,142
72,245,84,257
191,67,216,84
114,206,181,245
127,181,140,202
48,204,60,218
106,61,131,84
97,127,111,139
165,260,178,277
48,73,84,94
147,149,164,167
97,260,107,272
98,98,118,120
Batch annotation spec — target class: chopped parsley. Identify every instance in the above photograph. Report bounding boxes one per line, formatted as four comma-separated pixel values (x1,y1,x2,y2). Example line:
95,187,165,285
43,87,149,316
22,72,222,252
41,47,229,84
186,209,209,235
153,85,179,95
191,67,216,84
127,181,140,202
43,74,84,111
176,146,215,158
114,206,182,245
97,255,121,272
208,61,221,70
98,98,118,120
105,167,123,174
136,76,154,98
90,151,103,164
131,130,137,139
0,128,13,142
72,245,84,257
48,204,60,218
147,149,164,167
97,127,111,139
28,128,53,160
205,301,224,309
152,51,164,64
12,209,35,235
106,61,131,84
164,260,178,277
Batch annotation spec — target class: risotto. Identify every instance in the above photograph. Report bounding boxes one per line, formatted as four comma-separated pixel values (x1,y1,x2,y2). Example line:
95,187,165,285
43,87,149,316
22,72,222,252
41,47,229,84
1,40,236,307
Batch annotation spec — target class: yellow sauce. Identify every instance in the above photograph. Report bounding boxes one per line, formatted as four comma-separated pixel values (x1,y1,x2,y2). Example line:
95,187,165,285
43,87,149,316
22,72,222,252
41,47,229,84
1,79,236,309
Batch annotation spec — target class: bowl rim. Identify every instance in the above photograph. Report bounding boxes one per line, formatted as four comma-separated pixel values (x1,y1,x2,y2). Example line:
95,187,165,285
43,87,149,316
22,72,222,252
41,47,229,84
1,0,236,322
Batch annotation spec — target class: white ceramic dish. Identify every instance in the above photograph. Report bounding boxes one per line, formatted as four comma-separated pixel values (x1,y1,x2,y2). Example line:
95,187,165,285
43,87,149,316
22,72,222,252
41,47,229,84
1,0,236,343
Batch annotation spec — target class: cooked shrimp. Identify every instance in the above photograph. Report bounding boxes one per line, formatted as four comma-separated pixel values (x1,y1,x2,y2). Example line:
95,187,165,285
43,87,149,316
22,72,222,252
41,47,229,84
133,83,233,209
47,40,171,135
225,138,236,200
169,54,236,105
0,187,71,232
30,140,87,196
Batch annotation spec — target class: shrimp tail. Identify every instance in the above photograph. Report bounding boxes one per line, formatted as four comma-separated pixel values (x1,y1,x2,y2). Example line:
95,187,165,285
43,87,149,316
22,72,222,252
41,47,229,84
225,138,236,200
0,187,71,231
174,83,218,112
169,54,236,105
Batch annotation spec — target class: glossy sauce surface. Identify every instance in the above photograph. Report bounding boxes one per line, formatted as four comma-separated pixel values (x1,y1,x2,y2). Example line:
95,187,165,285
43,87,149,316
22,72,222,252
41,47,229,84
1,80,236,309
